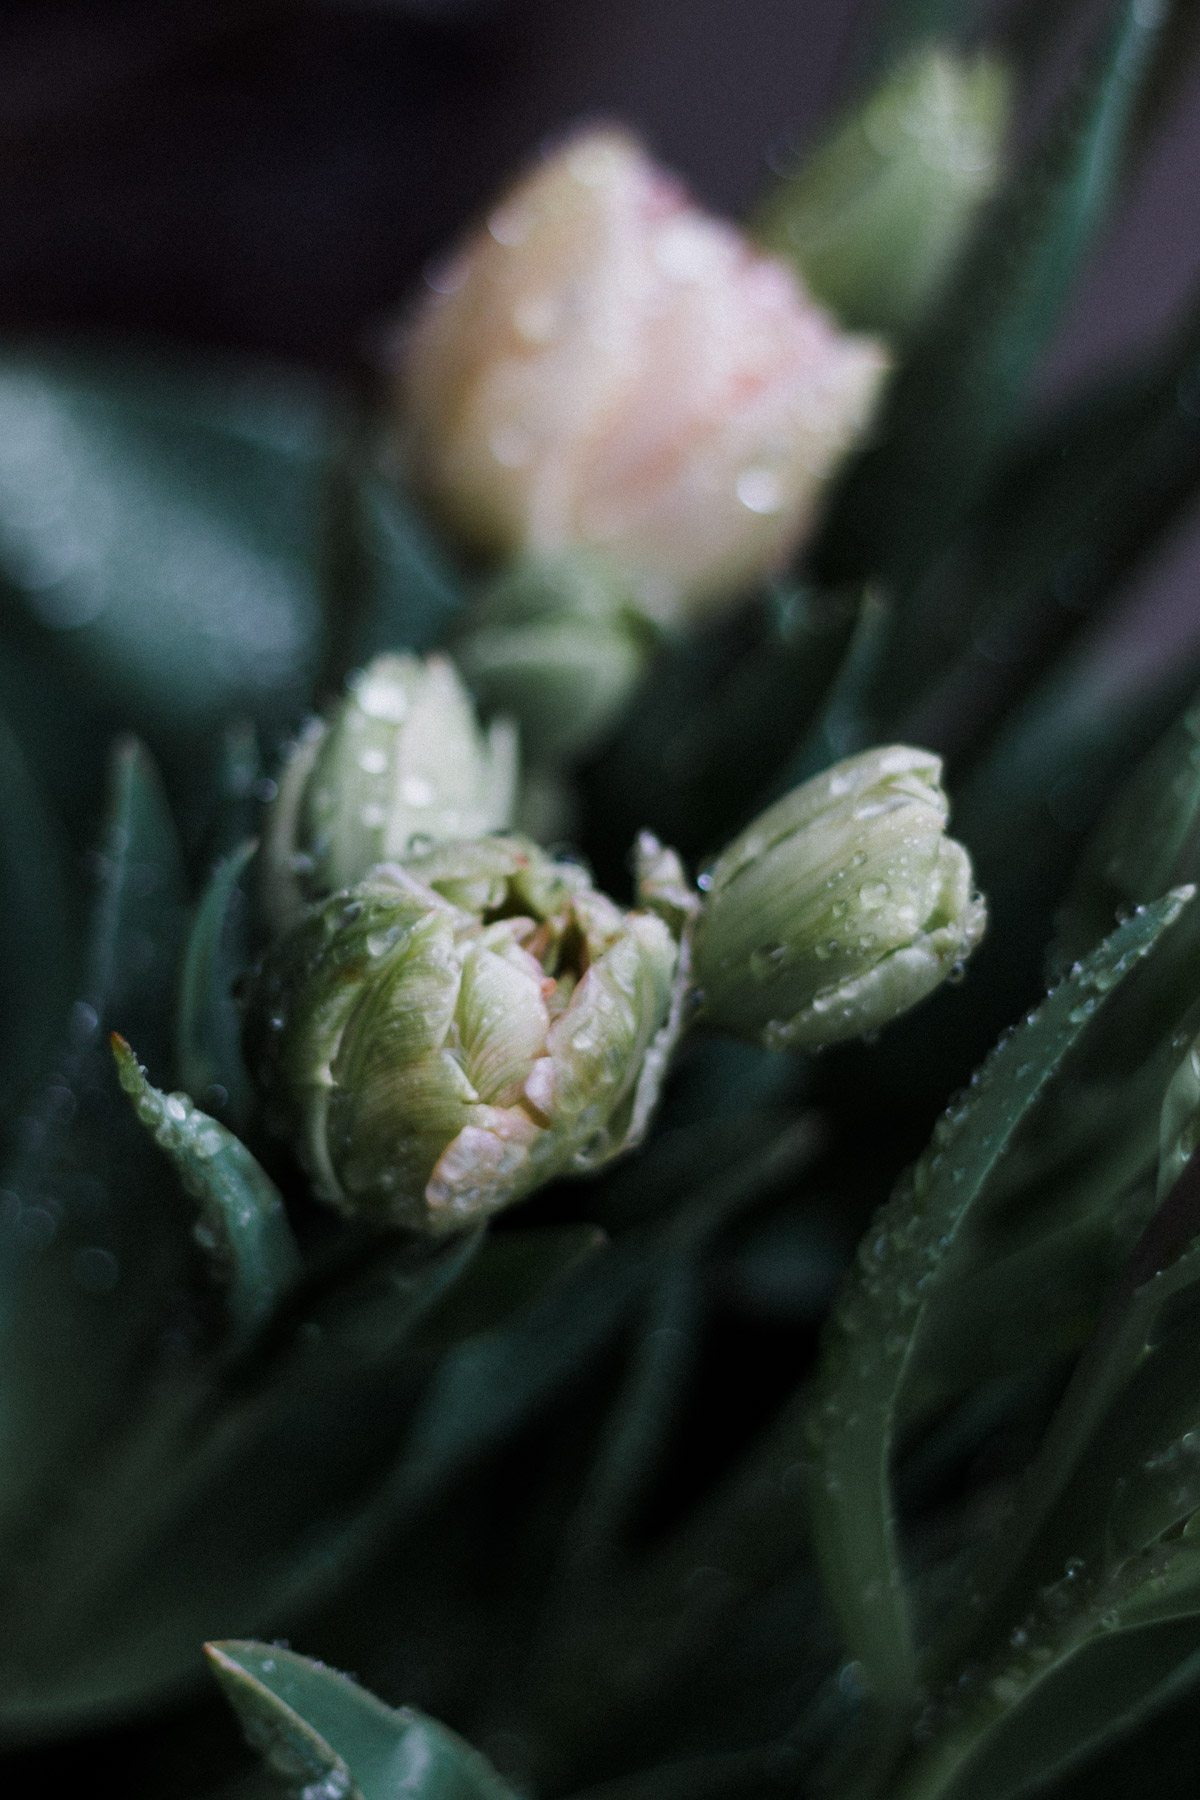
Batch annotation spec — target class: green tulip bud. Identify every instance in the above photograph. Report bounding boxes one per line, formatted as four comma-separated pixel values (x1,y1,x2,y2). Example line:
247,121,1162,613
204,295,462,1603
263,653,518,934
245,836,688,1231
455,553,652,765
754,47,1011,334
692,746,986,1050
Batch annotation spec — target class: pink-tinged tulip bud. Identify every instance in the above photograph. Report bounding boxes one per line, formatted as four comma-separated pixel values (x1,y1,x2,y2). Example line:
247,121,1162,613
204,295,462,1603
392,128,889,626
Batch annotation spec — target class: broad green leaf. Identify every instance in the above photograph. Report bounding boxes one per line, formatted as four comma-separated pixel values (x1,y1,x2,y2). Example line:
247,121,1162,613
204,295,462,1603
207,1641,516,1800
111,1034,301,1350
805,889,1191,1715
177,839,258,1128
811,0,1169,600
0,706,73,1127
0,348,334,747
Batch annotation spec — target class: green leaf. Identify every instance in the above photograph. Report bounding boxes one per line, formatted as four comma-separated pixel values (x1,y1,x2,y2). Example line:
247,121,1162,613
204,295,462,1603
891,1612,1200,1800
892,291,1200,753
1053,685,1200,967
811,0,1169,599
0,739,191,1590
805,889,1192,1716
0,347,334,748
320,420,467,696
207,1641,517,1800
111,1033,301,1350
0,705,73,1127
591,585,861,859
177,839,258,1128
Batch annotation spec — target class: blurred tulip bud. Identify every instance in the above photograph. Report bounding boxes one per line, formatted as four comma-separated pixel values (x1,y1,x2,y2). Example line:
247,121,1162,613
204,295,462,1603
393,126,888,626
455,552,652,765
692,745,985,1050
246,836,687,1231
754,48,1011,335
263,653,518,934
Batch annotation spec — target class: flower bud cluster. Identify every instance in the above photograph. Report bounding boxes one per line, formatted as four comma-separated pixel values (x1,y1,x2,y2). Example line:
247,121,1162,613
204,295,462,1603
246,837,686,1232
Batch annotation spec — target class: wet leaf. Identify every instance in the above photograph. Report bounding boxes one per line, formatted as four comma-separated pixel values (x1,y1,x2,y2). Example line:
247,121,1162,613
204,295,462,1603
207,1641,516,1800
177,839,258,1129
806,890,1191,1715
111,1033,301,1351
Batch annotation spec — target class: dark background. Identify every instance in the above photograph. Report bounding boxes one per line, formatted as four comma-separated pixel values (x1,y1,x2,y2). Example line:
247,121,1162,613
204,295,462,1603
1,0,1199,687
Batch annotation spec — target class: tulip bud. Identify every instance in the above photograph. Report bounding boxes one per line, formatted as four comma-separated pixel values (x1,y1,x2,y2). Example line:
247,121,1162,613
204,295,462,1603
754,48,1011,335
455,552,652,765
262,653,518,934
245,836,687,1231
692,746,986,1050
392,127,888,626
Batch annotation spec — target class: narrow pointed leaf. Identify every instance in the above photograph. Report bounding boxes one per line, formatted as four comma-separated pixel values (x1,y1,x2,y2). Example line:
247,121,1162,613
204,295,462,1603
177,839,258,1127
112,1034,301,1348
207,1642,516,1800
806,889,1192,1714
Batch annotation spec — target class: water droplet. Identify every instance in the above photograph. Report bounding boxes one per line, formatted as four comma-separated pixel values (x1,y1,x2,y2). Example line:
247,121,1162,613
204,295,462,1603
401,774,435,808
749,942,787,980
736,466,785,515
359,748,388,775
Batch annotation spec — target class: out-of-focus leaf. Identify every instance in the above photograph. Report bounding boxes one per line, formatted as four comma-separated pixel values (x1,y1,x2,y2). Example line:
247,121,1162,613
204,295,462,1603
864,0,976,74
0,706,73,1127
389,1126,818,1529
806,891,1190,1718
322,422,467,696
177,839,258,1128
0,348,335,747
589,585,860,860
111,1033,301,1352
895,292,1200,756
207,1641,516,1800
892,1612,1200,1800
811,0,1169,599
774,585,892,791
0,737,192,1630
1053,687,1200,967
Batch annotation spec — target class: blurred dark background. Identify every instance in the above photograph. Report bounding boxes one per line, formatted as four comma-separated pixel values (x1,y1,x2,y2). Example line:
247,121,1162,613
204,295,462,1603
1,0,1199,688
